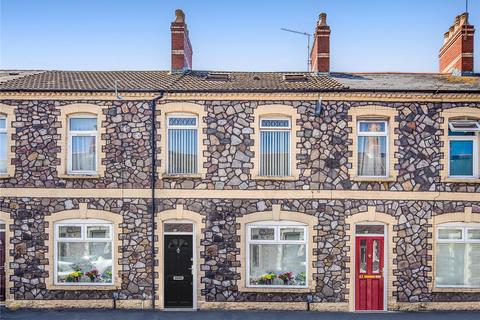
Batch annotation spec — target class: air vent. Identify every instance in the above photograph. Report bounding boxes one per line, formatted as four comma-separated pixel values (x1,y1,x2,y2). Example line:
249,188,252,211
283,74,308,82
205,72,231,81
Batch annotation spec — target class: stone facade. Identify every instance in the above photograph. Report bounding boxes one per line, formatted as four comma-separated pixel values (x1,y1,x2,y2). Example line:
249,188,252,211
0,97,479,310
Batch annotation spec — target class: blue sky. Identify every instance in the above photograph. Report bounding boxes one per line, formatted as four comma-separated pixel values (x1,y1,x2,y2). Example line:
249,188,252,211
0,0,478,72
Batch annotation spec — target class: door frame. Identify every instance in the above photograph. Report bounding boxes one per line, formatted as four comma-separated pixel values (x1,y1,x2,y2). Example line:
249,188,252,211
353,222,388,312
162,219,197,310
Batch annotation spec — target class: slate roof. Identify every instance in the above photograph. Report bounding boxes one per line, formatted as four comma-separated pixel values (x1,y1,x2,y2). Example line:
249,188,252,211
0,70,479,93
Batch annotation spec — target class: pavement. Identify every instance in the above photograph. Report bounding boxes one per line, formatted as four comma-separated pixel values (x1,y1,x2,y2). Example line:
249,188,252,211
1,308,480,320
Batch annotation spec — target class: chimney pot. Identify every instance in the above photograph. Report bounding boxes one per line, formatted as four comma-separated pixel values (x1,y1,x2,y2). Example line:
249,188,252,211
318,13,328,27
439,12,475,75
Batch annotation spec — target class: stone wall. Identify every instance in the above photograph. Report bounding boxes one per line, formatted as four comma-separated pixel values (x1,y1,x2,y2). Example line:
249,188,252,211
0,99,479,192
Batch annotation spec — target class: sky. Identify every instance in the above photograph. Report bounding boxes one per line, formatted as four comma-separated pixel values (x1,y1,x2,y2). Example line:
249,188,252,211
0,0,479,73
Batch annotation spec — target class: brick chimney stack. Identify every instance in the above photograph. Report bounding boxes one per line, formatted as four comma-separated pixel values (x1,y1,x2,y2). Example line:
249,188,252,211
171,9,193,73
310,13,331,74
439,12,475,75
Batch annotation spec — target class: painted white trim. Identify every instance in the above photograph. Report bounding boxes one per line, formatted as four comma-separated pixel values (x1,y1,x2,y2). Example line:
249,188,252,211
356,120,389,179
67,114,99,175
447,134,479,179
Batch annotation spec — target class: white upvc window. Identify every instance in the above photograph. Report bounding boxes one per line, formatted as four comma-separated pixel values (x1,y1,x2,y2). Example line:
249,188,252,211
447,119,480,179
0,116,7,174
246,221,307,288
357,120,388,177
436,223,480,288
259,117,291,177
68,115,98,174
54,219,113,285
166,114,198,175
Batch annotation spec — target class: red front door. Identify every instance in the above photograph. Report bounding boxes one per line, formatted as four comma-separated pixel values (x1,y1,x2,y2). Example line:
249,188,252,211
355,236,384,311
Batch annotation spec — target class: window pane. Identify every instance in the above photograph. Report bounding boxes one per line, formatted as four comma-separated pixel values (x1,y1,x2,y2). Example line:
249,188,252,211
71,136,96,171
449,140,473,176
372,240,380,273
438,228,462,240
57,241,113,284
249,243,306,286
356,225,385,235
251,228,274,240
168,117,196,126
0,132,6,173
467,229,480,240
359,121,386,133
436,243,465,286
87,226,110,239
167,128,198,174
280,227,304,241
260,119,290,128
357,136,387,176
360,240,367,273
70,118,97,131
58,226,82,238
164,223,194,233
466,243,480,287
260,130,290,176
0,118,6,129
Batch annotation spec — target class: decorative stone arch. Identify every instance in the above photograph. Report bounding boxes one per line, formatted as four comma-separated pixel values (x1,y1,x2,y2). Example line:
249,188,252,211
236,205,317,293
0,211,14,302
157,102,208,178
57,103,107,178
439,107,480,183
345,206,397,311
347,105,399,182
252,104,301,180
156,205,205,309
0,103,16,178
427,207,480,292
44,203,122,290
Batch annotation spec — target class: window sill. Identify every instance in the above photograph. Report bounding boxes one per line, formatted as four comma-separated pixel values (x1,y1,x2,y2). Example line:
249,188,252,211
0,174,11,179
253,175,298,181
161,173,204,179
350,176,396,182
47,283,120,291
431,287,480,293
241,286,311,293
58,174,101,179
441,177,480,184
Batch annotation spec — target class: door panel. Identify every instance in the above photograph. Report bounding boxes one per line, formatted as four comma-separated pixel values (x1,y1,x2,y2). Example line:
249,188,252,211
355,236,384,311
0,231,5,302
164,234,193,308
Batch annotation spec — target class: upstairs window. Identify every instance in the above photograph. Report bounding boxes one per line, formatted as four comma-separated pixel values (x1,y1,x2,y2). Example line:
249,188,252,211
0,116,6,174
357,120,388,177
448,119,479,178
436,224,480,288
55,220,113,285
68,116,98,174
247,222,307,288
259,118,291,177
167,114,198,175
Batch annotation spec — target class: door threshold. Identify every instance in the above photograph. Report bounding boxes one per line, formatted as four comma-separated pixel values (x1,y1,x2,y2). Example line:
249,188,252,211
164,307,196,311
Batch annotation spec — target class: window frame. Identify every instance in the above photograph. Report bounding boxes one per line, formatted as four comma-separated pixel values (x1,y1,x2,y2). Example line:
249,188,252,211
0,115,7,174
435,223,480,289
246,221,308,289
67,114,99,175
53,219,114,286
447,128,479,179
258,116,292,177
166,113,200,175
356,119,389,178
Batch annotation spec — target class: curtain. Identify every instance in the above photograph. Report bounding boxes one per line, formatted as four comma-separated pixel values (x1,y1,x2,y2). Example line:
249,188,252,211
260,130,290,176
72,136,96,171
358,135,386,176
168,128,198,174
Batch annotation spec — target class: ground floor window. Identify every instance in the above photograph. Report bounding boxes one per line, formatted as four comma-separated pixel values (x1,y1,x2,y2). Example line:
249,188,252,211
247,222,307,287
436,224,480,288
54,219,113,285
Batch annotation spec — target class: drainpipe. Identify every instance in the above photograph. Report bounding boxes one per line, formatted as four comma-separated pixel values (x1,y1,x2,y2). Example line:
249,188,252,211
150,91,165,309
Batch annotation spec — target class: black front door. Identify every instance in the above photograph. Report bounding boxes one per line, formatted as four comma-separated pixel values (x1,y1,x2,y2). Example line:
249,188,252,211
0,230,5,301
164,234,193,308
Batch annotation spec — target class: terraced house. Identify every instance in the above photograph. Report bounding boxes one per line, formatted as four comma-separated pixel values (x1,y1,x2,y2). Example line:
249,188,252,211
0,9,479,312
